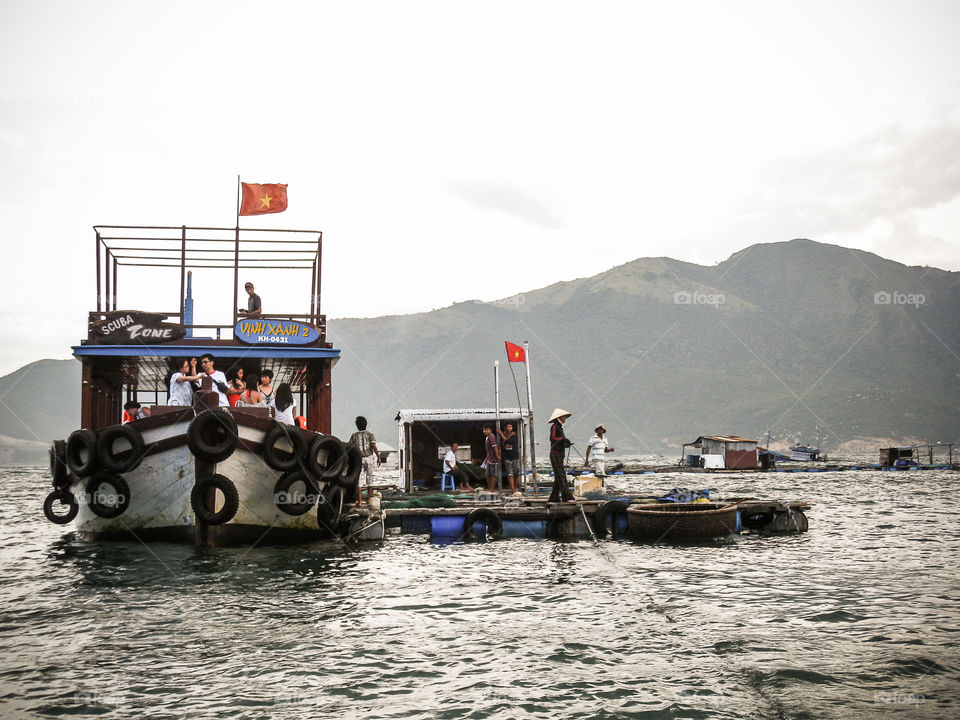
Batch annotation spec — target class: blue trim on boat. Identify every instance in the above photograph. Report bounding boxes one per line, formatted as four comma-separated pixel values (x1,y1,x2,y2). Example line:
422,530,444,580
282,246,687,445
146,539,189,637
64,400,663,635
73,344,341,360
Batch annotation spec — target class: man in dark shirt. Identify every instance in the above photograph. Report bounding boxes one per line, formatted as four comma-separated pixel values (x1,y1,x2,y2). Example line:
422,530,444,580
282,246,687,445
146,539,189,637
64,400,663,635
239,282,262,318
548,408,573,502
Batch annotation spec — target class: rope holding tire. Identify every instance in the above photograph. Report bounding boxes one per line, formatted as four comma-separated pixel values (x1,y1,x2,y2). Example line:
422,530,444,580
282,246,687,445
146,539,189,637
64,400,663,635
262,423,308,472
462,508,503,541
96,424,145,473
334,442,362,490
273,470,319,516
84,471,131,519
306,435,347,481
187,409,239,463
66,429,99,477
191,473,240,525
316,483,345,537
43,489,79,525
49,439,69,488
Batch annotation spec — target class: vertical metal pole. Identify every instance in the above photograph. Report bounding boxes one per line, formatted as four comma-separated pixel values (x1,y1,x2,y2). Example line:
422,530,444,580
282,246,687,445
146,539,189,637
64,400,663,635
180,226,187,323
524,341,538,489
310,259,317,324
494,360,501,493
105,249,111,313
234,177,241,327
316,233,322,317
95,230,102,313
112,256,118,310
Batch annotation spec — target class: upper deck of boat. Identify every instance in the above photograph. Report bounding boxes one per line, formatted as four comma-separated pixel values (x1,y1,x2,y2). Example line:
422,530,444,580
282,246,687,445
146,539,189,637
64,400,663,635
72,225,340,431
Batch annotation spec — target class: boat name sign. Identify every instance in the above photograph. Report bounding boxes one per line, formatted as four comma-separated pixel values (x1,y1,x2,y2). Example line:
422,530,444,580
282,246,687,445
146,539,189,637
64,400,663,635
235,319,320,345
96,311,186,344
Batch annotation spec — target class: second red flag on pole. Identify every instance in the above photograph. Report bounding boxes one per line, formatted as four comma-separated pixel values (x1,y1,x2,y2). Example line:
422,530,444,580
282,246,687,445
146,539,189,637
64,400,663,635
505,341,525,363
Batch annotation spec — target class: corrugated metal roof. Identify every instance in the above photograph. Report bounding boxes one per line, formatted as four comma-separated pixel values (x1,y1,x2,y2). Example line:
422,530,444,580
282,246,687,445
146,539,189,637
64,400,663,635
686,435,757,444
396,408,529,423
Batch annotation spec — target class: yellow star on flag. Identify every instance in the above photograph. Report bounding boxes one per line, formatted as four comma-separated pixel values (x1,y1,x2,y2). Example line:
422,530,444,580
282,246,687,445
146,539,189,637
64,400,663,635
259,194,273,209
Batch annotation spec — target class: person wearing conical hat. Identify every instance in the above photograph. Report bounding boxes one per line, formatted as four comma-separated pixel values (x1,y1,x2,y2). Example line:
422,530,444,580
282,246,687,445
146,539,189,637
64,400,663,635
585,424,614,479
547,408,574,502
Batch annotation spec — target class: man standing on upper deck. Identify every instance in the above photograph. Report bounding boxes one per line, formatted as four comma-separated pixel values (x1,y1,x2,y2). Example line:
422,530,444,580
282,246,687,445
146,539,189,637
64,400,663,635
238,282,261,318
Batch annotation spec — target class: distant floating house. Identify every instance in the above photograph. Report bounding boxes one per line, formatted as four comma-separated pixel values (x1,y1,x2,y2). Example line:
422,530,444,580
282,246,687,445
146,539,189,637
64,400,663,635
879,442,955,468
682,435,758,469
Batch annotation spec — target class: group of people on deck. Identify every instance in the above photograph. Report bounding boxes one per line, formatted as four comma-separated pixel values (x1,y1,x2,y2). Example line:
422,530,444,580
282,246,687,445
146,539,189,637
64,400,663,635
123,353,300,427
174,355,299,423
437,409,614,502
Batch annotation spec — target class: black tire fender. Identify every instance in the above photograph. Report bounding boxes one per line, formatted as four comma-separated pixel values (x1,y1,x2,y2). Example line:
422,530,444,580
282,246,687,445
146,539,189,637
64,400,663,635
49,439,69,488
462,508,503,541
741,510,775,530
43,489,79,525
187,410,238,463
334,442,363,490
191,473,240,525
66,429,99,477
96,424,146,473
262,423,307,472
306,435,347,481
316,484,345,537
84,471,131,519
273,470,319,516
591,500,630,539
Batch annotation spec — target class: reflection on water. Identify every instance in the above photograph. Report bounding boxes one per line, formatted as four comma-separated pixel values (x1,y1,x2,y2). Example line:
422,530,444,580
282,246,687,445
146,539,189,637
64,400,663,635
1,466,959,719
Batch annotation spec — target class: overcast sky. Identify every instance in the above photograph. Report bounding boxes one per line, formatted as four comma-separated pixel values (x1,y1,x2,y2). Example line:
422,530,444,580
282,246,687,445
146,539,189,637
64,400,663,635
1,0,959,376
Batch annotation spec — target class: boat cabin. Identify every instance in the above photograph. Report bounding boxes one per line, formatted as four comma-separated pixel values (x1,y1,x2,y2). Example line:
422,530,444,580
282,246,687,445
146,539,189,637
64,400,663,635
396,408,532,491
682,435,758,469
73,225,339,431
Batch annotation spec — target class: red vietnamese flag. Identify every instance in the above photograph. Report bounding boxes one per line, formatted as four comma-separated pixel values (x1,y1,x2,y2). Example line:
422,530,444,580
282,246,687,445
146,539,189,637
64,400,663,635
239,182,288,215
505,341,525,363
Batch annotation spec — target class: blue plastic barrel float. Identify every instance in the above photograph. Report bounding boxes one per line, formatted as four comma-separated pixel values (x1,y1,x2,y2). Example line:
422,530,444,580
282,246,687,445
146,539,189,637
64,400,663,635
430,514,468,539
501,519,546,539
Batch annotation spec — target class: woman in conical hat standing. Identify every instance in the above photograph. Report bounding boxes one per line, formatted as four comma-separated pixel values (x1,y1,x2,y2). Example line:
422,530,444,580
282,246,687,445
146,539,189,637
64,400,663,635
548,408,574,502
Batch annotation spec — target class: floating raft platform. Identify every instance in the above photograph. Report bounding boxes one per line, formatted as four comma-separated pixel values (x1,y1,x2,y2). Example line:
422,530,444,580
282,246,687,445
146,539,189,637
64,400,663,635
383,497,809,541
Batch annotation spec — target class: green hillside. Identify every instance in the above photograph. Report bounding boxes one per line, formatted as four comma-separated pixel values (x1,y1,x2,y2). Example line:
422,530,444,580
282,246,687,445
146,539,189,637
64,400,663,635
328,239,959,454
2,240,956,463
0,359,81,462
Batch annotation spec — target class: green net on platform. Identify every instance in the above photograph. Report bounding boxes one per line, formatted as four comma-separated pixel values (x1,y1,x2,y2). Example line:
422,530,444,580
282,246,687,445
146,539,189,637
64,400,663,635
384,494,464,509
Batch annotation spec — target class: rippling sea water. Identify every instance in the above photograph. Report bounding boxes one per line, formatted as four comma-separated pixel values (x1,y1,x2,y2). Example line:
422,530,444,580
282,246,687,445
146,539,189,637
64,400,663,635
2,465,959,719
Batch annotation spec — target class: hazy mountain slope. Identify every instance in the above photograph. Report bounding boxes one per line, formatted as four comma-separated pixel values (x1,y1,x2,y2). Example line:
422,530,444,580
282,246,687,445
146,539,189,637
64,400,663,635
2,240,956,463
329,239,959,453
0,359,81,462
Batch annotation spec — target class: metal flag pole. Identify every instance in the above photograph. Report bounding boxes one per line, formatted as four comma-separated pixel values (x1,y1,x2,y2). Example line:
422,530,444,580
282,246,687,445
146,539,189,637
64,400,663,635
507,358,526,493
524,341,538,493
494,360,501,493
233,175,241,326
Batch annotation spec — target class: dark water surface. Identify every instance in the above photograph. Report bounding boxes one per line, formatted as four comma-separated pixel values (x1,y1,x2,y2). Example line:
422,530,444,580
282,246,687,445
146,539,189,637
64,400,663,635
1,466,958,719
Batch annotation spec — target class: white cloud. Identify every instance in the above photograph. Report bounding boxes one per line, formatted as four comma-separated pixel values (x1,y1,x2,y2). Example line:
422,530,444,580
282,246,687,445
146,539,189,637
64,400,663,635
1,0,959,374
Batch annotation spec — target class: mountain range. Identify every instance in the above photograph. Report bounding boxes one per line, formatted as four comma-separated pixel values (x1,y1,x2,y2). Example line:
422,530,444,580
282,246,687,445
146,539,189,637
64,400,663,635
1,239,957,463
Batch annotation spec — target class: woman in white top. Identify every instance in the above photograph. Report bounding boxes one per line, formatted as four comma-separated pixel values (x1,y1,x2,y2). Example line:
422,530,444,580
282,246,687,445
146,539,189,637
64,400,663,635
273,382,296,425
168,358,201,406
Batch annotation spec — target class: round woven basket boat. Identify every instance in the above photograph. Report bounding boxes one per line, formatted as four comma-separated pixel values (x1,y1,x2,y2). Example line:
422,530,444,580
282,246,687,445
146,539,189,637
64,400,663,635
627,502,740,540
